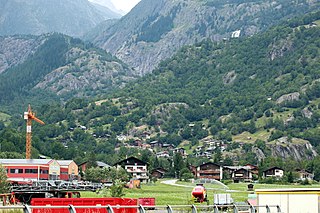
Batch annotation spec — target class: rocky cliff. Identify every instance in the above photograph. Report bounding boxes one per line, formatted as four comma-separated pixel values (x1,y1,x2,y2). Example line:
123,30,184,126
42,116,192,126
92,0,319,75
0,35,42,73
0,0,120,37
0,34,135,104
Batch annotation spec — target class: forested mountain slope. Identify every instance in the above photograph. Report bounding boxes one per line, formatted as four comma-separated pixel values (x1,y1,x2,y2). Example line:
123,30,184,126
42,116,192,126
0,12,320,179
92,0,319,75
0,34,135,112
0,0,120,37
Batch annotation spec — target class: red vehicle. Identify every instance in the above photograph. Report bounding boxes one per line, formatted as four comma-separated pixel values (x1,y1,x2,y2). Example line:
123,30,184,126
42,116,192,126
191,184,208,203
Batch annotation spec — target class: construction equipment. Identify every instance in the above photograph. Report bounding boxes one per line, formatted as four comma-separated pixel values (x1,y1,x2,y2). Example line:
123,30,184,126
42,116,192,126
24,104,44,159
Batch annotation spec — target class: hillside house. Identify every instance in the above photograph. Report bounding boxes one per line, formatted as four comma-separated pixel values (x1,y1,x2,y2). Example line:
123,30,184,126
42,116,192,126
232,168,252,183
78,161,111,173
151,168,167,179
173,147,187,157
156,151,170,158
114,157,149,182
263,167,284,179
150,140,160,148
245,164,259,176
296,169,314,181
196,162,222,180
224,166,253,182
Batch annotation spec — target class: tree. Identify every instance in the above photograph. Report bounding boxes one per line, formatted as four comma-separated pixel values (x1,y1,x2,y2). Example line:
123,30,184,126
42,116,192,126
86,152,98,169
173,153,185,179
180,168,194,181
0,165,9,193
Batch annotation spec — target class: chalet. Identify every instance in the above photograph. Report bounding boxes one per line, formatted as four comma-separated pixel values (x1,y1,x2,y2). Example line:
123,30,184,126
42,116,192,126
156,151,170,158
150,141,160,148
162,143,175,149
151,168,167,179
296,169,314,181
232,168,252,183
173,147,187,156
196,162,222,180
263,167,284,179
142,131,151,139
114,157,148,182
245,164,259,176
78,161,111,173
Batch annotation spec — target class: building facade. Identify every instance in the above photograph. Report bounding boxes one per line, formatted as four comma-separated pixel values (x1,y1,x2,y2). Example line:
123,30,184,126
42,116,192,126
263,167,284,178
0,159,78,182
114,157,148,182
196,162,222,180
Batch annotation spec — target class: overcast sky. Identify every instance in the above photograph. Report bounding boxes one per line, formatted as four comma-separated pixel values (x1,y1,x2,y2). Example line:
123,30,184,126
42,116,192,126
110,0,141,13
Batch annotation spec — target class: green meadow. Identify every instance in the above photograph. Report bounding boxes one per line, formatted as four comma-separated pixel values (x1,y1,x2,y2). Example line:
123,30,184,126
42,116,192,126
81,180,320,205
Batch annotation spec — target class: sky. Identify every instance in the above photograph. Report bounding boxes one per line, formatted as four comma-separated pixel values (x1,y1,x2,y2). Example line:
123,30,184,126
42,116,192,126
110,0,141,13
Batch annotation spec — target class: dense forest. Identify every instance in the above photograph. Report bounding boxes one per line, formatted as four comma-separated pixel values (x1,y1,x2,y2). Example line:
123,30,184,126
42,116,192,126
0,11,320,180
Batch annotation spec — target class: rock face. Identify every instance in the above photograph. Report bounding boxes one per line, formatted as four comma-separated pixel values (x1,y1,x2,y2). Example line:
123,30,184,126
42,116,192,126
0,34,135,100
0,0,120,37
0,35,42,73
269,137,317,161
276,92,300,104
92,0,318,75
35,47,135,97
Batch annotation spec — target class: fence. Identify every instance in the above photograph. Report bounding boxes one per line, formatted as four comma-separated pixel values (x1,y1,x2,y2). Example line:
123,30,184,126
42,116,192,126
0,204,282,213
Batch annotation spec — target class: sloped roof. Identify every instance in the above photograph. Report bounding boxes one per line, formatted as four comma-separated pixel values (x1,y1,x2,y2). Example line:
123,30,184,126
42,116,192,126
114,156,147,166
263,166,283,172
198,162,221,167
97,161,111,168
56,160,74,166
0,159,55,165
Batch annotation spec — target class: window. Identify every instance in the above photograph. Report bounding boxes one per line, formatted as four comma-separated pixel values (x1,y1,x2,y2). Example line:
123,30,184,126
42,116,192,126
25,169,38,174
40,169,49,174
10,169,23,174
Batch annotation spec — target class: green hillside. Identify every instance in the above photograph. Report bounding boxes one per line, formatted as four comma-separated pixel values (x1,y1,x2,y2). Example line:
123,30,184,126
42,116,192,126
1,11,320,180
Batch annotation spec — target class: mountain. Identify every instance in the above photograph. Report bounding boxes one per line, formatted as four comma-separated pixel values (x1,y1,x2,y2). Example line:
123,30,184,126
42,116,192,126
0,33,135,112
0,0,120,37
88,0,125,15
89,2,122,19
1,12,320,178
92,0,319,76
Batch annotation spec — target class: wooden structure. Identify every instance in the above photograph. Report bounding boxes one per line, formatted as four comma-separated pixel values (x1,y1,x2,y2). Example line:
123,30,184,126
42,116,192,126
195,162,222,180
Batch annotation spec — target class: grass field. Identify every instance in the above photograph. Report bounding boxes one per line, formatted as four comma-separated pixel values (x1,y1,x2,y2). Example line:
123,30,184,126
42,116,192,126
81,180,320,205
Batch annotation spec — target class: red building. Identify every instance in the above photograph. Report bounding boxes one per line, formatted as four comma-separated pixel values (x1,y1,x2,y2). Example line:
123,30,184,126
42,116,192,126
0,159,78,182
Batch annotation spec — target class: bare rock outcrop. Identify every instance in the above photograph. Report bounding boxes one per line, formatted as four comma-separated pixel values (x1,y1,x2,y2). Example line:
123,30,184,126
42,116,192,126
276,92,300,104
268,137,317,161
0,36,41,73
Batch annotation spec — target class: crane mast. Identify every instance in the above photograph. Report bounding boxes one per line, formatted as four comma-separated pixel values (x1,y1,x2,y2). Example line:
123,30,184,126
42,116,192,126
24,104,45,159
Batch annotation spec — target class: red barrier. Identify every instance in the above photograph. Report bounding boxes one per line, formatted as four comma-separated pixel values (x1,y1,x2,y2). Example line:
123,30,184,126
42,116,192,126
31,198,138,213
138,198,155,207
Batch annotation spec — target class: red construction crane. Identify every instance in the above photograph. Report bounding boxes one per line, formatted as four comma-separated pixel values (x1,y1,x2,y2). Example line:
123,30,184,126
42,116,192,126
24,104,45,159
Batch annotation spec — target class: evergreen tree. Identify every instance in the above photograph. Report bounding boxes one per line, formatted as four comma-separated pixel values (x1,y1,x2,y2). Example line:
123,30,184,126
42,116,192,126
0,165,9,193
